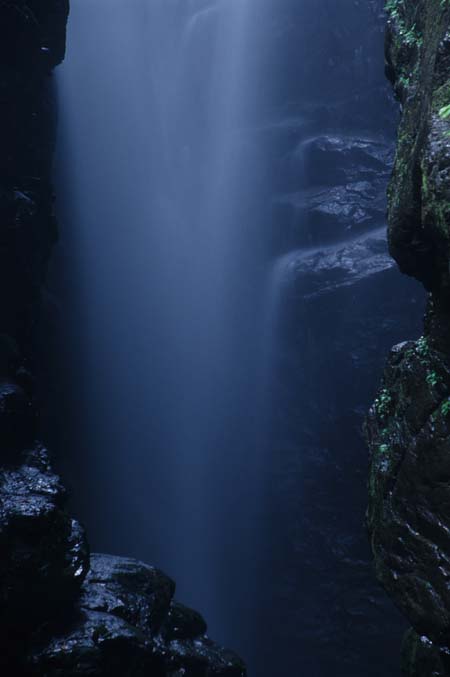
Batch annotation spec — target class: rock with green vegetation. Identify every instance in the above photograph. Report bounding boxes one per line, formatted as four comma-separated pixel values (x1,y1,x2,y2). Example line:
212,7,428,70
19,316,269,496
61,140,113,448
368,1,450,674
385,0,450,290
367,336,450,639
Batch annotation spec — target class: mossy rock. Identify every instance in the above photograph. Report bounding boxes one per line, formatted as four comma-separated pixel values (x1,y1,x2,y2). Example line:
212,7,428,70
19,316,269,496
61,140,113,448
385,0,450,291
367,336,450,641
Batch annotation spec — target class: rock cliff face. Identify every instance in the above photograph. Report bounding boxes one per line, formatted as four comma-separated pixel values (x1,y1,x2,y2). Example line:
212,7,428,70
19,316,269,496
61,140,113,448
0,2,245,675
366,1,450,675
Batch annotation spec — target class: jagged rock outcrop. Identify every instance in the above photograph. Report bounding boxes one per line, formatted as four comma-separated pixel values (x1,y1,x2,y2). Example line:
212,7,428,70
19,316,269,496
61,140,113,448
0,442,89,672
367,2,450,675
0,1,246,674
273,136,394,247
28,555,245,676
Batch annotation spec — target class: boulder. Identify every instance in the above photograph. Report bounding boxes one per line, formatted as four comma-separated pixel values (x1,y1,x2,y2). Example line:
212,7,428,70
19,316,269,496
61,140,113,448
30,554,246,677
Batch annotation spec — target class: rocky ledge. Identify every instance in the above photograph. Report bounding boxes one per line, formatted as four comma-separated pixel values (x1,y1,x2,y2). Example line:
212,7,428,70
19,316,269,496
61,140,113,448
0,427,245,675
29,554,245,676
366,1,450,675
272,134,394,248
0,1,246,674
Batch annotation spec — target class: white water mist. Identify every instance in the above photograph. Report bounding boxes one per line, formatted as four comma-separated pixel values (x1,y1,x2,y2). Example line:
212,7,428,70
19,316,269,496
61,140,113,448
56,0,276,663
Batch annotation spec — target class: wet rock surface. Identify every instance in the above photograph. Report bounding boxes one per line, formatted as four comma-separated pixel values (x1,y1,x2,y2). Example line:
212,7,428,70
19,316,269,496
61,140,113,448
0,445,89,672
273,135,394,247
82,554,175,635
367,1,450,674
367,336,450,639
29,554,245,677
278,226,395,299
0,445,89,622
30,608,166,677
384,0,450,289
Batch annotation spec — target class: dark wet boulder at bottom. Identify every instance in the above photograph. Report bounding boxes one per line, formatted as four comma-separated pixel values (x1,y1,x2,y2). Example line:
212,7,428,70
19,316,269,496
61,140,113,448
159,637,246,677
29,554,246,677
29,609,167,677
82,554,176,635
161,602,208,641
0,443,89,673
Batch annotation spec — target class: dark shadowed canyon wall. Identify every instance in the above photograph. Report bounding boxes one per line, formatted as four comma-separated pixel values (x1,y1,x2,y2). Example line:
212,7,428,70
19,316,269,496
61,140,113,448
367,2,450,676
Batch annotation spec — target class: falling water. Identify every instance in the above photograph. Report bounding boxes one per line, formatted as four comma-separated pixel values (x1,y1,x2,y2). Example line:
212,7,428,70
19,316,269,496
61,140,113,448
55,0,277,666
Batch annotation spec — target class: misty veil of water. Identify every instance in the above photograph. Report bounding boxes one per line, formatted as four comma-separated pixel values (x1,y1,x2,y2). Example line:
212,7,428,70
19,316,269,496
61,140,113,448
55,0,278,666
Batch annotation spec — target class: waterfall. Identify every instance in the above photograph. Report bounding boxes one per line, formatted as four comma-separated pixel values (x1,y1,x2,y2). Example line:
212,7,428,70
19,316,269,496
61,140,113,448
55,0,276,665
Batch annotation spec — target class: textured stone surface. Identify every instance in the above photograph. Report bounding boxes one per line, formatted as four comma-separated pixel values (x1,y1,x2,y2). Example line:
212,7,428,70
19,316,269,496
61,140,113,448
367,1,450,673
367,336,450,640
273,135,394,247
29,554,246,677
82,554,176,635
385,0,450,290
29,609,166,677
0,444,89,673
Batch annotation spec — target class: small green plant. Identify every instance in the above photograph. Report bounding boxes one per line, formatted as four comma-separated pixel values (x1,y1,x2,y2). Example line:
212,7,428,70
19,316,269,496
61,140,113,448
439,103,450,138
404,347,415,360
402,24,423,47
426,371,441,387
398,75,410,90
385,0,400,14
441,399,450,417
378,444,390,455
374,389,392,418
384,0,423,47
439,104,450,120
416,336,430,357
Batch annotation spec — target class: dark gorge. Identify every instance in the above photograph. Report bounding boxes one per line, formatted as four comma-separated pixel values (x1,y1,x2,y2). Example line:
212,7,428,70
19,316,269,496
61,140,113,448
1,1,450,676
